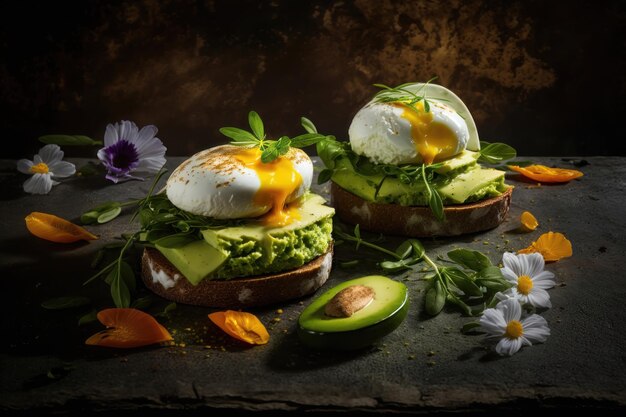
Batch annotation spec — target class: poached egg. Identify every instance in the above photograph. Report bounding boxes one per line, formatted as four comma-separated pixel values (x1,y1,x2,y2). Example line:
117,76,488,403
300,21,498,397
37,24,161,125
348,83,480,165
166,145,313,226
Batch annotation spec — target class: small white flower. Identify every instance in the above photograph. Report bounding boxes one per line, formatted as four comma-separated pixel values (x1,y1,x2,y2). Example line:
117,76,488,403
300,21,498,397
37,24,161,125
499,252,556,308
17,144,76,194
97,120,166,183
480,298,550,356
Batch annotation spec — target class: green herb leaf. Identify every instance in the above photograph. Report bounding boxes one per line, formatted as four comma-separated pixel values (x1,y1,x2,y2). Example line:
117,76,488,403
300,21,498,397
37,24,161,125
442,267,483,297
316,136,346,169
461,321,482,333
475,265,505,282
423,98,430,112
219,127,259,144
156,302,177,318
301,117,318,134
39,134,102,146
248,111,265,140
290,133,326,148
409,239,426,260
131,296,154,310
78,309,98,326
425,280,446,316
395,240,414,259
81,202,122,224
478,142,517,164
428,188,444,221
41,296,91,310
97,206,122,223
445,292,473,316
317,168,334,184
77,162,100,176
447,249,492,271
340,260,360,268
154,233,197,248
110,267,131,308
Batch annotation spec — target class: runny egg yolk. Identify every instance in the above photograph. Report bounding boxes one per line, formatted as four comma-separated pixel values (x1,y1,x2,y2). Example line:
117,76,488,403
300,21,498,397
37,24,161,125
235,148,302,227
396,101,458,165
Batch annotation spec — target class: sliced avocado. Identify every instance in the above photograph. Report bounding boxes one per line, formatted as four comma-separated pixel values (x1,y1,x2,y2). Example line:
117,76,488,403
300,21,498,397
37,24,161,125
433,150,479,174
330,157,383,202
298,276,409,350
156,240,228,285
437,166,506,204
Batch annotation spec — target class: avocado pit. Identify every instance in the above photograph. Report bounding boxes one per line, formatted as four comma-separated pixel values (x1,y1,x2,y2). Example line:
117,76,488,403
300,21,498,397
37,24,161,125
324,285,375,318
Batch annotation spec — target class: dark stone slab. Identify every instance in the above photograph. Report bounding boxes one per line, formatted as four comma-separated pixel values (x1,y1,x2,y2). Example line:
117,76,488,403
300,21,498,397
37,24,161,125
1,156,625,415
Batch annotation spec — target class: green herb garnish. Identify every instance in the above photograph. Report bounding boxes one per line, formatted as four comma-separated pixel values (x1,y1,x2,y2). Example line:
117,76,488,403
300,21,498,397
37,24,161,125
38,134,102,146
333,224,512,316
219,111,331,163
372,77,440,116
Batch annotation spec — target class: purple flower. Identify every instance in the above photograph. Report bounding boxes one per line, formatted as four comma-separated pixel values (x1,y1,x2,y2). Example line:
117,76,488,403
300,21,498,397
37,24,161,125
97,120,167,183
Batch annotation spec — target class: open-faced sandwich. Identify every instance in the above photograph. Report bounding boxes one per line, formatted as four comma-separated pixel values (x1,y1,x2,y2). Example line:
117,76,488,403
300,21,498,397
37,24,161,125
140,112,335,307
317,81,516,237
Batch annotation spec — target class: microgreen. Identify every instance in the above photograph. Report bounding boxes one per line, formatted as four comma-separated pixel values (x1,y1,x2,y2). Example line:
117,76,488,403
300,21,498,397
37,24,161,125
81,169,244,307
219,111,332,163
334,224,512,316
373,77,439,116
316,135,446,220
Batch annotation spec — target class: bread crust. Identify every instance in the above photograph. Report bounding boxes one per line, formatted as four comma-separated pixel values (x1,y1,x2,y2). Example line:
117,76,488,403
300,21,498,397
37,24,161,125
331,182,512,237
141,244,333,308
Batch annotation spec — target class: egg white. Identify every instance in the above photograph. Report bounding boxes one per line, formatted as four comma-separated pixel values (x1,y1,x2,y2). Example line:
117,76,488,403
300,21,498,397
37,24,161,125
166,145,313,219
349,100,469,165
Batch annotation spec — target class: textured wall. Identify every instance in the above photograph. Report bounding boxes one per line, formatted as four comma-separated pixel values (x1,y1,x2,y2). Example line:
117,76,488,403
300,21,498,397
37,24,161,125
1,0,625,158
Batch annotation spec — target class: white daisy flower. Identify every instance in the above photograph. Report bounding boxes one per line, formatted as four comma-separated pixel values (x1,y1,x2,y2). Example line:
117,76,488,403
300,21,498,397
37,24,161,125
480,298,550,356
97,120,167,183
16,144,76,194
499,252,556,309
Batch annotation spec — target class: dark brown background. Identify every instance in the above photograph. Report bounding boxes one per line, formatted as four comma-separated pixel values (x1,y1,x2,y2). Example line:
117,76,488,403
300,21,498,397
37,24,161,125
1,0,625,159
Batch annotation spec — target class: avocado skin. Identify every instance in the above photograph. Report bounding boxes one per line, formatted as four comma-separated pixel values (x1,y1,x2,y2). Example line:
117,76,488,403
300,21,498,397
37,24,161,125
297,292,409,351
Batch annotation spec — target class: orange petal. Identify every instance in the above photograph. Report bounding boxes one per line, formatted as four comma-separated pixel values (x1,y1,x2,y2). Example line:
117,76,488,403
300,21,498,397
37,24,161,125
209,310,270,345
85,308,173,348
26,212,98,243
518,232,573,262
520,211,539,232
508,165,583,183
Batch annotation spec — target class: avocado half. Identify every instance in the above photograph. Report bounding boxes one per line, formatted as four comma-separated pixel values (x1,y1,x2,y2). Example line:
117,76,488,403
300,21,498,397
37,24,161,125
298,276,409,350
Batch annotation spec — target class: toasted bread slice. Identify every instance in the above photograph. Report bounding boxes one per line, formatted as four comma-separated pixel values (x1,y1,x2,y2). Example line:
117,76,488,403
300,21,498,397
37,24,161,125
331,182,512,237
141,244,333,308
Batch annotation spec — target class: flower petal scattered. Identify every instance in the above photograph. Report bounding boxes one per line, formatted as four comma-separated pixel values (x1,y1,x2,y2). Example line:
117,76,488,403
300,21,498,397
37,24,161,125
508,164,583,183
518,232,573,262
208,310,270,345
97,120,166,183
479,298,550,356
16,144,76,194
25,212,98,243
498,252,556,308
85,308,173,348
520,211,539,232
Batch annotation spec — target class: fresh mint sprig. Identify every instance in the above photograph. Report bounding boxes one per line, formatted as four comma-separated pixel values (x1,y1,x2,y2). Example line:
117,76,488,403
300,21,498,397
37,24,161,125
334,223,512,316
219,111,331,163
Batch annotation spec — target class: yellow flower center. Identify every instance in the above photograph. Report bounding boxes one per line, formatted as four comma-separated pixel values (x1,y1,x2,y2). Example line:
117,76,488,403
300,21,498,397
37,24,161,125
517,275,533,295
29,163,49,174
504,320,524,339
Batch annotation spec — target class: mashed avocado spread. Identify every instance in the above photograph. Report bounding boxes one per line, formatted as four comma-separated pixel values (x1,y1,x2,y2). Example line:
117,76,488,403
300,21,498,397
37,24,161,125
153,193,334,285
